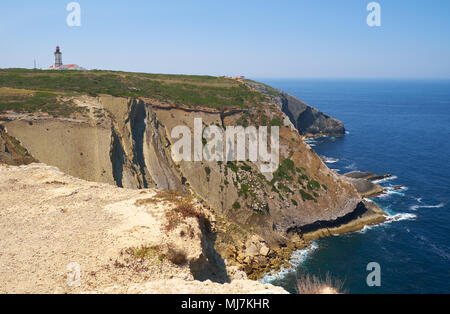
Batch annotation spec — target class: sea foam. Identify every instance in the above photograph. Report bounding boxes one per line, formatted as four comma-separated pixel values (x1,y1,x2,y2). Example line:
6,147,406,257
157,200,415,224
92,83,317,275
410,203,444,211
260,242,319,284
321,155,340,164
372,176,398,184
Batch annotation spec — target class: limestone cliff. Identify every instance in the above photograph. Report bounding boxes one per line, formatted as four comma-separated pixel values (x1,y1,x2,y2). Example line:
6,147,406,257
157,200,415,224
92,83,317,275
0,72,385,279
246,80,345,137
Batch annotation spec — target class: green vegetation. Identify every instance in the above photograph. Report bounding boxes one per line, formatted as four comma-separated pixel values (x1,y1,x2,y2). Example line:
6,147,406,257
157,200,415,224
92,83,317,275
226,161,239,173
0,69,266,110
239,184,250,198
129,245,165,262
0,89,84,117
270,117,283,127
272,158,295,183
310,180,321,190
277,182,293,194
300,189,316,202
232,201,241,209
291,199,298,206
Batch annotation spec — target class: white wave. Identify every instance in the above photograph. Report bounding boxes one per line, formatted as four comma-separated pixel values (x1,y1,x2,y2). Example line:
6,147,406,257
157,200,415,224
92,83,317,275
372,176,398,184
260,242,319,284
358,225,374,234
410,203,444,211
321,156,340,164
357,212,416,233
384,213,417,223
376,186,407,199
344,162,357,170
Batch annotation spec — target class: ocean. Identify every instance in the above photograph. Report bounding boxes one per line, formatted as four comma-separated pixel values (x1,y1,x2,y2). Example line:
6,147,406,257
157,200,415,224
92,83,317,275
259,79,450,294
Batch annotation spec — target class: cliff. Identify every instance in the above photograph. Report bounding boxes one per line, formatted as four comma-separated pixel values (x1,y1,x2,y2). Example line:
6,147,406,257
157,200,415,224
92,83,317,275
0,69,386,280
0,163,287,294
245,80,345,137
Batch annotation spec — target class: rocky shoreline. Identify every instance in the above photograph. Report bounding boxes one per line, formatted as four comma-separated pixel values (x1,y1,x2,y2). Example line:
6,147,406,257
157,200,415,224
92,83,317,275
221,200,386,280
342,171,403,198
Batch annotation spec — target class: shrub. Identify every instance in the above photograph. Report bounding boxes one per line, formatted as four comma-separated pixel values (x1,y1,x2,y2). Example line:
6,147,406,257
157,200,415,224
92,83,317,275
300,189,316,202
239,184,250,198
270,117,283,127
232,201,241,209
129,245,164,261
272,158,295,183
227,162,239,173
296,272,345,294
158,192,206,232
311,180,321,190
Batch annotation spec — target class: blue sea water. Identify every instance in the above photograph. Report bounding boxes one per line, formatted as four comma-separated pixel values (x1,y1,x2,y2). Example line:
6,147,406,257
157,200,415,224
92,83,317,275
259,79,450,294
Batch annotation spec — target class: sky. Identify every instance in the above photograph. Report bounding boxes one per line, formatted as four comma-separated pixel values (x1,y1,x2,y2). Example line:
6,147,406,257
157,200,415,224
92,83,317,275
0,0,449,78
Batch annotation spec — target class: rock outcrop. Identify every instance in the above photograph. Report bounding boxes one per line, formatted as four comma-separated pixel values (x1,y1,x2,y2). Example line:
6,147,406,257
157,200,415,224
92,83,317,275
0,124,36,165
245,81,345,137
343,171,392,198
0,163,287,294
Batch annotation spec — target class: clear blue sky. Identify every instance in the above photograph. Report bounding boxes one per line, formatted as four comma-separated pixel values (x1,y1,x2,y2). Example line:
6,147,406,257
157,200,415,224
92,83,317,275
1,0,449,78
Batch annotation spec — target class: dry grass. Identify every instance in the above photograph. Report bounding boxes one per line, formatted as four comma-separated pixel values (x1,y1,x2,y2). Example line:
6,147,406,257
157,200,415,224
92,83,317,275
296,272,345,294
0,87,35,96
127,245,186,266
134,190,207,233
134,190,183,207
164,197,206,232
128,245,165,262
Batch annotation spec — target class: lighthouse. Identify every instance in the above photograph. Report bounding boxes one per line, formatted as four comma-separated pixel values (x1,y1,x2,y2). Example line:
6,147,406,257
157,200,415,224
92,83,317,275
54,46,63,68
48,46,86,71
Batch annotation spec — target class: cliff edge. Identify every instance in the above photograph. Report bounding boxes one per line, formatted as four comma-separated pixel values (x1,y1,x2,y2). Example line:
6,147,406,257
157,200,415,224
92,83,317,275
0,163,287,294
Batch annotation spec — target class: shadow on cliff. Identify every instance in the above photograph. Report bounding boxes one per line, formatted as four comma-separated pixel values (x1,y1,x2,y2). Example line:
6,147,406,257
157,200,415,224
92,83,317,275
190,217,231,284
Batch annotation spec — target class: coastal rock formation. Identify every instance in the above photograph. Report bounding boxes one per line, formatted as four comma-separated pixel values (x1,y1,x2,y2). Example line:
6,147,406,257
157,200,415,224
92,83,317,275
0,163,287,294
343,171,392,198
0,71,386,279
245,81,345,137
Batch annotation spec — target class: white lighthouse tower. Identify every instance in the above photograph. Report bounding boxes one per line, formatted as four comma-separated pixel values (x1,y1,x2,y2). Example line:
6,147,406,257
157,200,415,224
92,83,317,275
54,46,63,68
48,45,86,70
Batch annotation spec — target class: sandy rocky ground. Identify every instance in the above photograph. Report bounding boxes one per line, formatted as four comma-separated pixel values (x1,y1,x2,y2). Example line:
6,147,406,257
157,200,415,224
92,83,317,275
0,163,287,294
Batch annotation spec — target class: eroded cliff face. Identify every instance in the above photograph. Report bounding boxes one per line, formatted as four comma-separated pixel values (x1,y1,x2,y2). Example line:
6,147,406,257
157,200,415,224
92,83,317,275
0,89,384,278
246,81,345,137
0,124,36,165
